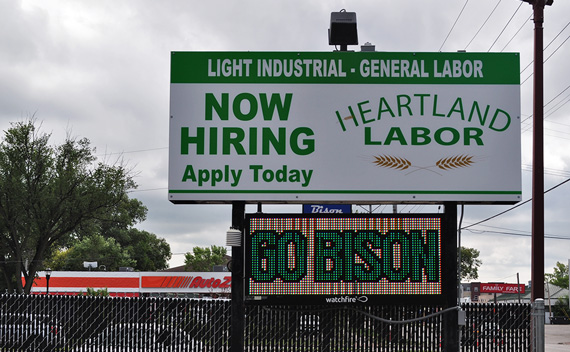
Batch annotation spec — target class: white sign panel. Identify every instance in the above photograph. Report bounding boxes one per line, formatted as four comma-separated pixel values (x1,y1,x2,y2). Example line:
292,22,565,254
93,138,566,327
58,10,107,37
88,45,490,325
169,52,521,204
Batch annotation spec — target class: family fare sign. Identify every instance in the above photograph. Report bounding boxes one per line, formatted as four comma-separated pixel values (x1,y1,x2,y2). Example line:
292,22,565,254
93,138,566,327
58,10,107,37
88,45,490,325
169,52,521,204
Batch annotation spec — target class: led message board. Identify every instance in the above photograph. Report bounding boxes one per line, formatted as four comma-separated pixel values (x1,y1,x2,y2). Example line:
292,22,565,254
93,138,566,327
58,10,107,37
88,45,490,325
245,213,451,305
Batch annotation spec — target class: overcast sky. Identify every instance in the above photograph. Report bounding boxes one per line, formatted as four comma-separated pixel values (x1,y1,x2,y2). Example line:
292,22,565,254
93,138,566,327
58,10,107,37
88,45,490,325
1,0,569,286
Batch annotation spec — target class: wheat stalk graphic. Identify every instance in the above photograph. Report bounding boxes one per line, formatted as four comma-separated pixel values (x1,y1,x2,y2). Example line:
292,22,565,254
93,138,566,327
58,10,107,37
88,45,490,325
435,155,474,170
373,155,412,170
372,154,476,176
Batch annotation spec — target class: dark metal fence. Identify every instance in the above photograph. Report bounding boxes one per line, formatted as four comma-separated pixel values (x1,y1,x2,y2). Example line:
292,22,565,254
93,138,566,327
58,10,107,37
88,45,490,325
0,294,530,351
461,303,531,351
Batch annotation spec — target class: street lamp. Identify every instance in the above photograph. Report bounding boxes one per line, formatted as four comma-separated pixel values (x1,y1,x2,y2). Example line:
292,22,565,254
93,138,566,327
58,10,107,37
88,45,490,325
45,268,52,295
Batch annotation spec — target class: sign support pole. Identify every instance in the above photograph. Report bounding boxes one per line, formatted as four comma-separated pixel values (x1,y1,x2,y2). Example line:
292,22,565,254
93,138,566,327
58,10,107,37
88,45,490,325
442,202,459,352
230,201,245,352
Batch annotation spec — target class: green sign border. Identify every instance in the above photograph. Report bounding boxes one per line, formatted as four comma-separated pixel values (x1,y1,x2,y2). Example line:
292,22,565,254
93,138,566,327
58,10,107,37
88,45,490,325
171,51,520,85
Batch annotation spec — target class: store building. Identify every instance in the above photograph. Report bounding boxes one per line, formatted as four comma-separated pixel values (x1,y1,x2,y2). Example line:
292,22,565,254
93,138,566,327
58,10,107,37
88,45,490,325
27,271,232,298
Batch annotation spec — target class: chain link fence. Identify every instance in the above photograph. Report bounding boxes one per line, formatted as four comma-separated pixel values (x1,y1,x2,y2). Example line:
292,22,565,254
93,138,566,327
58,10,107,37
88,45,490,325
0,294,530,351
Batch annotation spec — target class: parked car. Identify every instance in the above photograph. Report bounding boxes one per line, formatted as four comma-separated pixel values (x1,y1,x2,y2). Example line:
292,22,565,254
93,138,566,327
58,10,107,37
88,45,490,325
72,323,193,351
0,313,65,351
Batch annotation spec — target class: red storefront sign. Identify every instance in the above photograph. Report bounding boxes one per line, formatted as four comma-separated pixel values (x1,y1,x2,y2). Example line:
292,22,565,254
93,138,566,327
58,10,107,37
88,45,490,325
141,275,231,289
479,283,525,294
26,271,232,296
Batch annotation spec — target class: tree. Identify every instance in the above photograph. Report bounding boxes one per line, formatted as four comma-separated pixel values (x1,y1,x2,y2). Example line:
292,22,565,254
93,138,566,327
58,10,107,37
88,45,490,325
459,246,482,281
118,229,171,271
546,261,569,289
0,120,137,293
184,245,227,271
58,193,171,271
48,229,171,272
551,295,569,318
46,234,135,271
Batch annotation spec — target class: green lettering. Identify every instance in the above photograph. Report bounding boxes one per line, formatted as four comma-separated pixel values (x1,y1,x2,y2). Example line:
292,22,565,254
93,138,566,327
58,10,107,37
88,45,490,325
222,128,246,155
382,230,410,282
397,94,413,116
489,109,511,132
250,164,262,182
422,230,440,281
181,127,204,155
411,127,431,145
414,93,430,116
290,127,315,155
432,94,445,117
314,231,343,282
251,231,277,282
262,127,286,155
378,97,396,119
205,93,228,120
468,101,491,126
260,93,293,121
434,127,460,146
384,127,408,145
233,93,258,121
181,165,197,182
354,231,382,282
358,100,374,124
464,127,483,146
277,231,307,281
447,97,465,120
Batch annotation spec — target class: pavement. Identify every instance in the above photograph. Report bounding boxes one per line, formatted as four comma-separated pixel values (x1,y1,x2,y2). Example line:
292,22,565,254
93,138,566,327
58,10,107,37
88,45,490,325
546,324,570,352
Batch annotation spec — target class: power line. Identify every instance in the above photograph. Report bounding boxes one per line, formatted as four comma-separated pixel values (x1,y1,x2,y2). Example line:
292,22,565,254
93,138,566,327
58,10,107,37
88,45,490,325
461,176,570,230
467,223,561,238
544,96,570,119
488,2,523,52
96,147,168,157
465,0,503,50
520,21,570,83
521,83,570,133
501,13,533,52
464,228,570,240
543,32,570,64
439,0,470,51
544,20,570,51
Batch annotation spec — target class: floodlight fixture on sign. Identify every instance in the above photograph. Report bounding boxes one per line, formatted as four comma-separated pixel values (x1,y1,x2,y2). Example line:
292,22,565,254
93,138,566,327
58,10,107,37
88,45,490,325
328,10,358,51
521,0,553,5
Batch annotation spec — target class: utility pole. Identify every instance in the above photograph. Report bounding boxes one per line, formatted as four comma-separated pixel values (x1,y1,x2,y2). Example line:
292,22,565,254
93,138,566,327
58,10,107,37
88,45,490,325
521,0,553,351
523,0,552,305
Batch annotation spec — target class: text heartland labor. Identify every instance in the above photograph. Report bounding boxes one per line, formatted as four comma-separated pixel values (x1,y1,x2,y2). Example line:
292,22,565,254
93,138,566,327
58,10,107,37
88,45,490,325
179,92,315,188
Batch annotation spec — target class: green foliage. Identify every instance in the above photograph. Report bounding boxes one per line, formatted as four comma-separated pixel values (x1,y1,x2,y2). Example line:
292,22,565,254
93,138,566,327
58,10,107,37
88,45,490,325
117,228,172,271
47,229,171,272
545,261,569,289
552,295,569,318
184,245,227,272
460,246,482,281
47,234,135,271
80,287,110,296
0,119,137,293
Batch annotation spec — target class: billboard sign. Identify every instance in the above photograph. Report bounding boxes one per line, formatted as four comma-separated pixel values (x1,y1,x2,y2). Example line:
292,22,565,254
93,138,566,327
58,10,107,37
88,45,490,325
244,213,452,305
479,283,525,294
169,52,521,204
